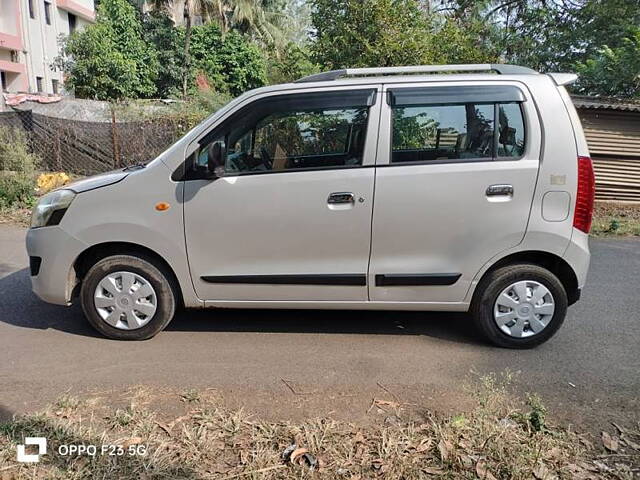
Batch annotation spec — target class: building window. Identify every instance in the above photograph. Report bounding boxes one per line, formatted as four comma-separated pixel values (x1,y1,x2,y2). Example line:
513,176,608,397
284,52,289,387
1,72,7,92
10,50,19,63
68,13,77,33
28,0,35,18
36,76,44,93
44,1,51,25
52,79,59,94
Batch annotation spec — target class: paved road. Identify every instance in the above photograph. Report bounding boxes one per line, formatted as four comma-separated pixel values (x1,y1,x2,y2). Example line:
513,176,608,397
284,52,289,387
1,224,638,430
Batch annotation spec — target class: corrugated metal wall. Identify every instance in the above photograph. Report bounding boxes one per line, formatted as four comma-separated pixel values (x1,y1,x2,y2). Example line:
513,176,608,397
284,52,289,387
578,109,640,203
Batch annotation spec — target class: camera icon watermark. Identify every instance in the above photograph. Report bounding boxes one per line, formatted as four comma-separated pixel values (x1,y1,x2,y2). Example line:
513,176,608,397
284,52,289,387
16,437,47,463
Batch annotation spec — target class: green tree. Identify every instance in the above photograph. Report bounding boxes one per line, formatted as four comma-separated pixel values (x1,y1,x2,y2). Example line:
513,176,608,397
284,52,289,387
310,0,497,70
58,0,158,99
141,0,284,95
436,0,640,97
141,11,185,97
189,23,267,95
266,41,318,84
576,28,640,98
311,0,435,68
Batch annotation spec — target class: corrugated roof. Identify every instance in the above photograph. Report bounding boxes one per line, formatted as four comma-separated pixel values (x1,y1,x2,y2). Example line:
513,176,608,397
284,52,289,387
572,95,640,113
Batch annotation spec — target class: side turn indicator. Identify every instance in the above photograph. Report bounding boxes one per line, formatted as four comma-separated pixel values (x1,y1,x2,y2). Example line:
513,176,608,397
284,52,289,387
155,202,170,211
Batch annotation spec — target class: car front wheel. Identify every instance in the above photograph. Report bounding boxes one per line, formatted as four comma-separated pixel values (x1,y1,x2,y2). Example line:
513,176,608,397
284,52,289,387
80,254,177,340
471,263,568,348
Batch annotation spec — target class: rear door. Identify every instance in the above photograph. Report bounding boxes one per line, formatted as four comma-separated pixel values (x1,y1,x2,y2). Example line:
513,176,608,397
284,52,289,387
369,81,541,303
184,86,381,302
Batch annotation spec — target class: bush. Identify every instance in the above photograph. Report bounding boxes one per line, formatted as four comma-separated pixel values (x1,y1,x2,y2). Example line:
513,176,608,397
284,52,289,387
159,90,233,135
0,125,38,208
0,126,38,174
0,173,36,208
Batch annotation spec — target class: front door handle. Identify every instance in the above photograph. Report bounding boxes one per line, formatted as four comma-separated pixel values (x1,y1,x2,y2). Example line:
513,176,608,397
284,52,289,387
486,184,514,196
327,192,355,204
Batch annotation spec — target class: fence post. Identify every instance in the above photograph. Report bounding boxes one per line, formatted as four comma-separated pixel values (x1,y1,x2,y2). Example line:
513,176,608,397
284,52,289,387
110,104,120,169
54,130,61,171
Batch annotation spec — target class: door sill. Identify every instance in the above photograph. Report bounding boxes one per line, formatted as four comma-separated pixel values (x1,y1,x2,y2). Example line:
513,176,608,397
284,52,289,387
203,300,469,312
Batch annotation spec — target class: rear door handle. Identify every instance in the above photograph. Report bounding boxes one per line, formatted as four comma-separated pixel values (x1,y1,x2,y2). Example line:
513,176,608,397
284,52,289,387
327,192,355,204
486,184,514,196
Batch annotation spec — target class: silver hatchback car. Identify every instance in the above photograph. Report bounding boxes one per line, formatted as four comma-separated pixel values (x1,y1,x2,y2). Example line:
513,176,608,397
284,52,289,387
26,64,594,348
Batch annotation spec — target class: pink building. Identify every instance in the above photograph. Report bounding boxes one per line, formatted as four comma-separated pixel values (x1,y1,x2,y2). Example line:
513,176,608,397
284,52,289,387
0,0,95,94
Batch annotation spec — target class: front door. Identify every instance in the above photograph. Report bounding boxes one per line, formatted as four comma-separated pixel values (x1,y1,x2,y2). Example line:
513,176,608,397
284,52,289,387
184,87,381,302
369,82,541,304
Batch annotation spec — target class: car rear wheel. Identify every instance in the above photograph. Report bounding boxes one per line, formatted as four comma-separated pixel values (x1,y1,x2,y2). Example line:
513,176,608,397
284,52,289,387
80,254,176,340
471,263,568,348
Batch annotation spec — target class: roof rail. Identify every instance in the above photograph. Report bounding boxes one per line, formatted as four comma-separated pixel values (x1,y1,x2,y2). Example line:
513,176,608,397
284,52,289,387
295,64,538,83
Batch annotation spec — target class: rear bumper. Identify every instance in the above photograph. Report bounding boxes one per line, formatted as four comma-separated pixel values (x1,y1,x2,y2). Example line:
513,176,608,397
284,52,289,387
563,228,590,290
25,226,87,305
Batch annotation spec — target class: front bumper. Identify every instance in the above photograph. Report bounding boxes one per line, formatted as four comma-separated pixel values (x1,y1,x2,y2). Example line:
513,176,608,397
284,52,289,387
25,226,87,305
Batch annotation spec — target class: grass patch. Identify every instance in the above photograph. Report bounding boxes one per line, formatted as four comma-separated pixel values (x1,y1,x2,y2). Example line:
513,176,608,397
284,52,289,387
592,201,640,237
1,378,637,479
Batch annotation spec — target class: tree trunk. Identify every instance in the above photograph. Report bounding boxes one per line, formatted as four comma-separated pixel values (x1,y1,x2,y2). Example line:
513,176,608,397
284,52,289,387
182,2,192,98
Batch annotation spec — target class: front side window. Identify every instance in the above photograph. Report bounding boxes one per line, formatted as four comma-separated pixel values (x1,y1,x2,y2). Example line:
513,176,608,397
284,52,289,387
194,90,374,176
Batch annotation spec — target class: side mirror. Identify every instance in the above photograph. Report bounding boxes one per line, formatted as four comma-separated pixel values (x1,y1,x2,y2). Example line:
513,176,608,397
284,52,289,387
207,143,226,178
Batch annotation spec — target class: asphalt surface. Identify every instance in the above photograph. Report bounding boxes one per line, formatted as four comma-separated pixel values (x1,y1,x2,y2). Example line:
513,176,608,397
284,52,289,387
1,224,638,430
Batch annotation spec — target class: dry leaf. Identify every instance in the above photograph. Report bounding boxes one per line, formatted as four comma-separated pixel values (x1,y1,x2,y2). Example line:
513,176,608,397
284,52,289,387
611,422,629,435
168,415,190,428
602,431,619,452
422,466,445,475
155,421,171,436
374,399,400,409
533,462,553,480
476,460,498,480
622,435,640,450
122,437,143,448
438,438,453,461
544,447,562,461
354,431,365,444
460,454,475,468
416,438,432,453
289,447,308,463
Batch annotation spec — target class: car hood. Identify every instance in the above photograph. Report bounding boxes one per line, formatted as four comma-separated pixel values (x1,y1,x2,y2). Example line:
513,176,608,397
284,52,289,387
65,170,129,194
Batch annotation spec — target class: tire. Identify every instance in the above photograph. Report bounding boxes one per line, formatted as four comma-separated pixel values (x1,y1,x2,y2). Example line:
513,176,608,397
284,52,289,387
471,263,568,349
80,254,177,340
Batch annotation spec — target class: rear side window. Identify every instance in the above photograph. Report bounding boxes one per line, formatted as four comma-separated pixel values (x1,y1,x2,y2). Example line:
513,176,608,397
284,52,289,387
389,86,526,163
392,104,495,162
197,89,375,175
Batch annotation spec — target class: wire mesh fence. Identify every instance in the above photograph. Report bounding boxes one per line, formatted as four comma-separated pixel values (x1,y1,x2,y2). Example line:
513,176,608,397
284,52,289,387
0,108,188,176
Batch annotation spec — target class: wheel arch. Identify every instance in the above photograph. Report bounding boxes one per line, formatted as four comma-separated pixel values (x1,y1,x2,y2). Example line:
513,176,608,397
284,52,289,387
472,250,580,306
71,241,185,307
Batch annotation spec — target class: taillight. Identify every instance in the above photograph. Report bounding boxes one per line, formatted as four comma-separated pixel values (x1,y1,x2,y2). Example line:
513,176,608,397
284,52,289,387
573,156,595,233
